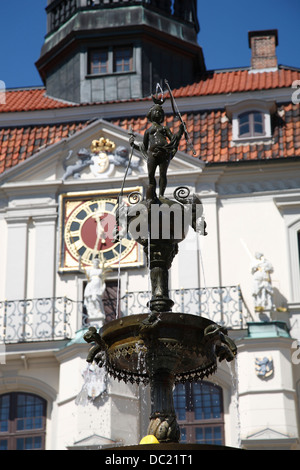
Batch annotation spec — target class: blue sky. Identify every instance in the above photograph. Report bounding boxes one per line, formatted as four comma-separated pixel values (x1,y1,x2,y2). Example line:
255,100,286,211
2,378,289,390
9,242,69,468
0,0,299,89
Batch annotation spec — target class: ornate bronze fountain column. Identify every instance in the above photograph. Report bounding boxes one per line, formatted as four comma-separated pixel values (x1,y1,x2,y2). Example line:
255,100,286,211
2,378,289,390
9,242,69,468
83,86,237,444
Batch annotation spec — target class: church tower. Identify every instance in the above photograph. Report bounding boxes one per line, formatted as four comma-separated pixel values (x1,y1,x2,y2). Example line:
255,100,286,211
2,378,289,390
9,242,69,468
36,0,205,103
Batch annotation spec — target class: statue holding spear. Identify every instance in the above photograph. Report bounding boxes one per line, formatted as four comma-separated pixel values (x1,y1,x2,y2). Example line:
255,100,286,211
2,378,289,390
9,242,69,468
129,80,196,202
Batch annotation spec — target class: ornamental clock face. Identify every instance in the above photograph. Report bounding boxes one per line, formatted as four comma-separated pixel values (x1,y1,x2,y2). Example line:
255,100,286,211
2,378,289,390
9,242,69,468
63,197,136,269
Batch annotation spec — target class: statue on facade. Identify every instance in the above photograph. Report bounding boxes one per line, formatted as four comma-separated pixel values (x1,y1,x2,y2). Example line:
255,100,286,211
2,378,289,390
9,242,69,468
111,145,144,175
63,138,144,180
251,252,274,312
62,148,93,181
80,257,108,326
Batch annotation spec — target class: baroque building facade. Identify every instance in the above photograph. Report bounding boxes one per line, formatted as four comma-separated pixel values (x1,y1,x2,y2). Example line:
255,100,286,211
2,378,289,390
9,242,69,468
0,0,300,450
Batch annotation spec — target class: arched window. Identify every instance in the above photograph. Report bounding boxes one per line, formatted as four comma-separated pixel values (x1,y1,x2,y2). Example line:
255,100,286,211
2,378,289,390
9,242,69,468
173,381,224,445
0,392,46,450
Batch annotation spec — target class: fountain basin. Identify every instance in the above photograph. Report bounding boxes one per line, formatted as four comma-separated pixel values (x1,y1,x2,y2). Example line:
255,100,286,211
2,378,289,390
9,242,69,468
84,312,236,443
89,313,235,385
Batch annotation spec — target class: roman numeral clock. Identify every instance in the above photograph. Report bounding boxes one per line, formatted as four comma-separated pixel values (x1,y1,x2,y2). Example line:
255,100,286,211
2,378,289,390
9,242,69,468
59,190,143,272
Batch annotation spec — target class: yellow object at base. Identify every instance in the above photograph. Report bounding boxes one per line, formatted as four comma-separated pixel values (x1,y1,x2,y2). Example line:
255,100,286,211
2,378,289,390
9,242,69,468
139,435,160,445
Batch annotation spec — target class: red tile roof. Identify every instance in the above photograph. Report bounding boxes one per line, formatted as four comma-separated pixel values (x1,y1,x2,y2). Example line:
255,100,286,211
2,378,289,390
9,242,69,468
0,122,88,174
173,68,300,97
112,102,300,163
1,67,299,114
0,67,300,175
0,88,75,113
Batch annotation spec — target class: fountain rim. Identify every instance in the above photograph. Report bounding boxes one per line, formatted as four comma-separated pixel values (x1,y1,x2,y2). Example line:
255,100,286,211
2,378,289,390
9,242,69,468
95,312,220,385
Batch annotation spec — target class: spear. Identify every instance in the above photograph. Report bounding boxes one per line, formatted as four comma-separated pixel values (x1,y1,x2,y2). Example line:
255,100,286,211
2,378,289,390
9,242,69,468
164,79,196,156
112,126,136,243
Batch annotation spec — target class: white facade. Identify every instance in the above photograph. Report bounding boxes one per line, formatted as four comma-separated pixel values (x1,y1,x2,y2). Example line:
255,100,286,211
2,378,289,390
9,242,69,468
1,105,300,449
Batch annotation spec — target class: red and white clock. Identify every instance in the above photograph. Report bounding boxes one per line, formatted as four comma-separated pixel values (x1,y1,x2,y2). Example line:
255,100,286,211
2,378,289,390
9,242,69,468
60,193,142,271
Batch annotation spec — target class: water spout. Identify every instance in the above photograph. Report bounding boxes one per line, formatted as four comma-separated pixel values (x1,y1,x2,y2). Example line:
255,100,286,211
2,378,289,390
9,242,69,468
227,360,241,448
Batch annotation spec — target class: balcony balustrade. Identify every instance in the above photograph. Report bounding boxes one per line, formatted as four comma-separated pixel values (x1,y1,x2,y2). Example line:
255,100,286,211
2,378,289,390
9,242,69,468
0,286,249,344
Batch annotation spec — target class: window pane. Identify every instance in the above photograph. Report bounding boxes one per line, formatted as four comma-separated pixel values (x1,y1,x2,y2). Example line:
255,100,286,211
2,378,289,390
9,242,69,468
194,384,215,420
254,124,263,134
238,112,250,135
16,438,25,450
16,436,42,450
33,436,42,449
0,439,8,450
239,111,250,135
174,382,224,446
253,112,263,123
239,111,264,137
90,50,108,74
254,123,263,134
0,393,46,450
213,426,222,445
212,391,221,418
16,394,44,430
180,427,187,443
239,113,249,125
253,113,263,134
204,426,213,444
195,426,222,445
239,123,250,136
173,384,186,420
114,48,132,72
195,427,203,443
0,395,9,433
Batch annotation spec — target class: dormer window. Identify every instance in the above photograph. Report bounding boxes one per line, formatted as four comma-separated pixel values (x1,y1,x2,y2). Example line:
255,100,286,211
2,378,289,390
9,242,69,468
226,99,276,145
238,111,265,138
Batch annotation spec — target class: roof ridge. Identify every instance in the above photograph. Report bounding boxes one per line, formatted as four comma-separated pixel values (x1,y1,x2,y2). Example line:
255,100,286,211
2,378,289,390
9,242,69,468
1,67,300,114
6,85,45,92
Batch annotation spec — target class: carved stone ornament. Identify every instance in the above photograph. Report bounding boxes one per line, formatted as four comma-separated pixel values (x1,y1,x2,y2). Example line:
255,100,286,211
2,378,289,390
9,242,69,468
62,137,144,180
255,356,274,379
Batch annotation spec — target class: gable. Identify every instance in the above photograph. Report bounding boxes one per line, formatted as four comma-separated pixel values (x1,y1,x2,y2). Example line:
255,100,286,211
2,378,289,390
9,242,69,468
68,433,119,449
246,427,290,440
0,118,203,186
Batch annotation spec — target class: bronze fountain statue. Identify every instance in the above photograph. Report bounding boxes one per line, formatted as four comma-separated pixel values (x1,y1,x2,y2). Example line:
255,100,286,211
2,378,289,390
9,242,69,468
83,82,237,445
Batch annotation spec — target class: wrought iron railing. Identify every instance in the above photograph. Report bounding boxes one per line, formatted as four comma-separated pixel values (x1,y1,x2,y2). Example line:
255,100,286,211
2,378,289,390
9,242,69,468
0,286,248,344
47,0,196,33
122,286,249,329
0,297,75,344
47,0,77,33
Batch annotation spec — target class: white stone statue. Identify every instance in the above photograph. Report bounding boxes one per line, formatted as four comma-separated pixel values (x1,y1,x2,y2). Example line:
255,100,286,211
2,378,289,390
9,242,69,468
251,252,274,311
80,257,107,326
